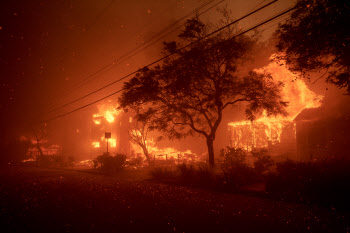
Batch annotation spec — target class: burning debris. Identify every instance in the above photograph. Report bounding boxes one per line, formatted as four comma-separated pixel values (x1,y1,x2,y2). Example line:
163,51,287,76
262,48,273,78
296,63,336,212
130,137,201,163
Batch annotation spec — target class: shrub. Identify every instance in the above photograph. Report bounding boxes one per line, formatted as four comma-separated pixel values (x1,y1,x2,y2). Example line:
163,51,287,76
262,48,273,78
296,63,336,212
220,147,257,191
266,159,350,209
178,163,195,179
128,156,144,168
251,148,274,176
94,153,126,172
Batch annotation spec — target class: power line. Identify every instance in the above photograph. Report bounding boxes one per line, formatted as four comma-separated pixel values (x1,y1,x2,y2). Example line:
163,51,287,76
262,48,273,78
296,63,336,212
67,0,224,92
46,0,278,115
46,0,221,111
41,3,296,124
41,0,185,113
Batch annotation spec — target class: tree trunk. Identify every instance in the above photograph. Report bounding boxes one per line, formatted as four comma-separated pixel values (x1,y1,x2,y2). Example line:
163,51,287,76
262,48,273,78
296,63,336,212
36,140,44,158
142,146,152,166
206,137,215,167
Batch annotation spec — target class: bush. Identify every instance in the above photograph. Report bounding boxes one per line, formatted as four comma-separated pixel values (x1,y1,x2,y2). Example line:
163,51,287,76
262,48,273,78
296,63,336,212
220,147,257,191
94,153,126,172
178,163,195,179
150,163,216,187
266,159,350,209
251,148,274,176
127,156,144,168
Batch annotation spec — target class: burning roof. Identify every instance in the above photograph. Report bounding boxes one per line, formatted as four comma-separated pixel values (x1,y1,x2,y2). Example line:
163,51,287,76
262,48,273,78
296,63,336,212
228,58,324,153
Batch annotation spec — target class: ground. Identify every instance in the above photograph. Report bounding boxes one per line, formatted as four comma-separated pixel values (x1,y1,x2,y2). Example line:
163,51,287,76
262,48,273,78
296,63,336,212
0,166,348,233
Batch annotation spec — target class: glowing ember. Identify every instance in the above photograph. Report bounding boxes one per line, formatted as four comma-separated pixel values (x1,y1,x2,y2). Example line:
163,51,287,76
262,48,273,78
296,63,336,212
228,58,323,151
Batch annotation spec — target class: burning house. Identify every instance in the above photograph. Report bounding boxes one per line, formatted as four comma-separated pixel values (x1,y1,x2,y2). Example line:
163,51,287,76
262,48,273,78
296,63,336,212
90,102,132,157
228,60,323,160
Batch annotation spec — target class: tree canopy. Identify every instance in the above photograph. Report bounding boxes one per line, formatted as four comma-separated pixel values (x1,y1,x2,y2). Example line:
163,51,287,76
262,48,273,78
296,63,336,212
276,0,350,93
119,18,287,166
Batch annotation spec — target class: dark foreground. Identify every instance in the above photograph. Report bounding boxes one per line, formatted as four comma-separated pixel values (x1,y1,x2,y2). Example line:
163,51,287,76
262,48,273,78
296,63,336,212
0,167,348,233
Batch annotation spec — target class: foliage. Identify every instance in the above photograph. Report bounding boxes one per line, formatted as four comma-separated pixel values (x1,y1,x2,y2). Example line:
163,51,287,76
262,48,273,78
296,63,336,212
251,148,274,175
276,0,350,93
127,156,144,168
94,153,127,172
220,147,247,166
266,159,350,209
219,147,257,190
177,163,195,179
120,17,287,166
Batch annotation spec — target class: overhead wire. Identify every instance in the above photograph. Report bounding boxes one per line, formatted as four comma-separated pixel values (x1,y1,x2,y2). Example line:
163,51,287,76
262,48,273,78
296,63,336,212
42,0,183,112
66,0,225,94
40,3,297,124
46,0,221,111
46,0,278,115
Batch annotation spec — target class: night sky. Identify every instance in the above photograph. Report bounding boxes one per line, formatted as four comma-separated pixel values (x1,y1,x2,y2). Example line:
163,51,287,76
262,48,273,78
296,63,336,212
0,0,296,139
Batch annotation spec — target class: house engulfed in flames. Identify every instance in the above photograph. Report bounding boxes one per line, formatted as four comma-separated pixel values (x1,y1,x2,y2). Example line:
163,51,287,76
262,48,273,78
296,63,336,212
228,61,323,160
90,102,131,157
89,102,201,162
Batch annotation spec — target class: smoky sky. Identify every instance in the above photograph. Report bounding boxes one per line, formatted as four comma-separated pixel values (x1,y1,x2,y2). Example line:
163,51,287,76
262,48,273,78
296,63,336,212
1,0,296,140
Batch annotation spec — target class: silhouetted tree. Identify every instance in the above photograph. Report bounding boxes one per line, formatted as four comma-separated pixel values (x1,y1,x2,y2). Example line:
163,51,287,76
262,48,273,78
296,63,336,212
128,120,152,165
276,0,350,93
119,18,287,167
32,123,47,161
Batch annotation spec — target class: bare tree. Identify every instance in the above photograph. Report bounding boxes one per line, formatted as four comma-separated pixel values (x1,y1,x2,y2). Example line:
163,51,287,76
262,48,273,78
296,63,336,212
32,123,47,160
128,120,152,165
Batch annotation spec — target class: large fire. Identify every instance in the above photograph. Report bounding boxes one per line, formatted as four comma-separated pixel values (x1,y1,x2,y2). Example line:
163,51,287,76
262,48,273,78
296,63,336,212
91,102,122,151
229,59,323,152
131,138,201,162
93,103,122,124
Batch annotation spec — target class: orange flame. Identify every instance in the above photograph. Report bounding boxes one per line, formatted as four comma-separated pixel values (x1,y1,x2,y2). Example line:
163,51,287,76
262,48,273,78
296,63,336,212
228,58,323,150
131,138,200,161
93,103,122,124
92,142,100,148
98,136,117,148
